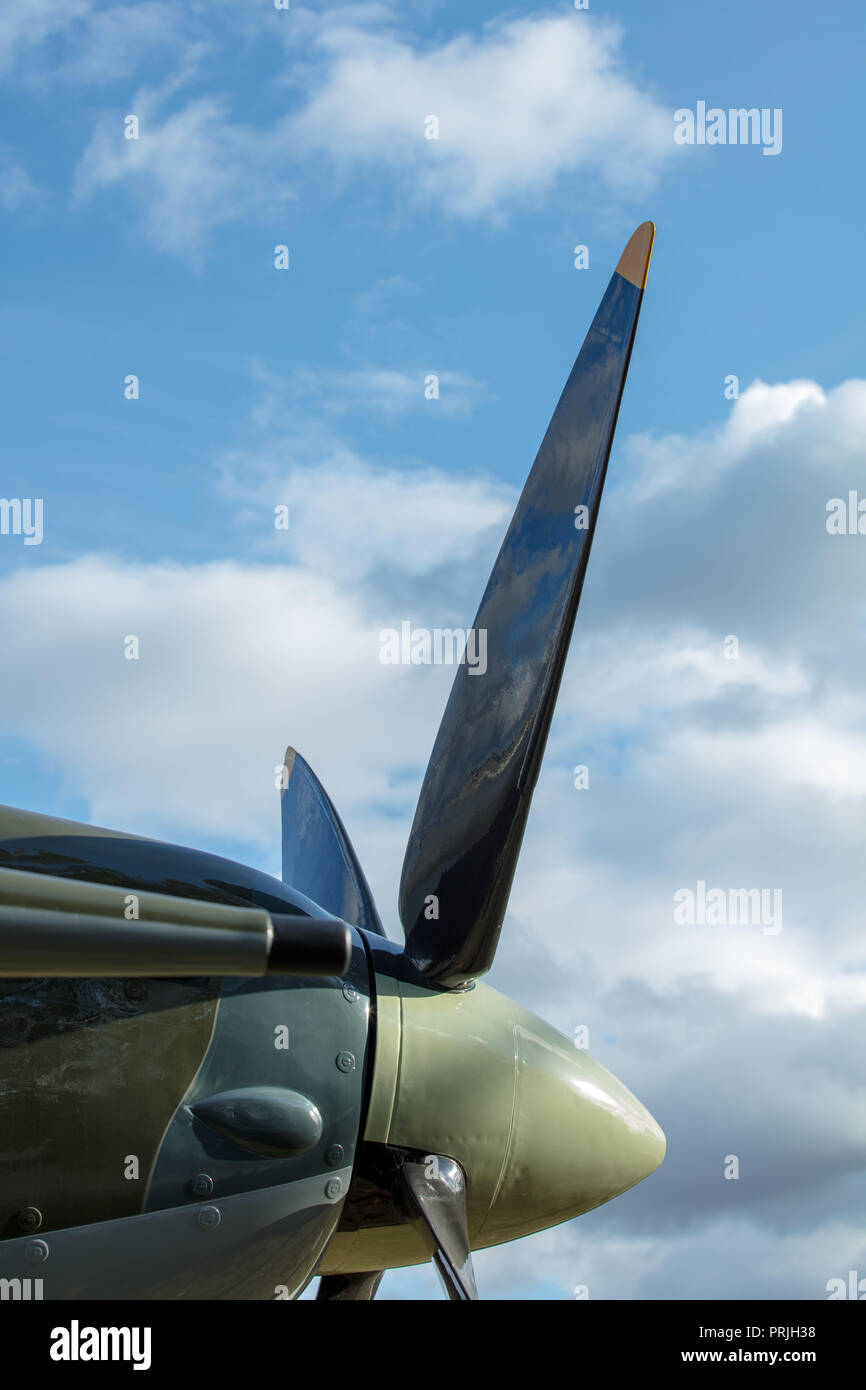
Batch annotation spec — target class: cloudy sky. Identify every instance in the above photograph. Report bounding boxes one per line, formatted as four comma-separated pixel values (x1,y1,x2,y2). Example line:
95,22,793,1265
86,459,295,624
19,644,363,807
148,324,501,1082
2,0,865,1300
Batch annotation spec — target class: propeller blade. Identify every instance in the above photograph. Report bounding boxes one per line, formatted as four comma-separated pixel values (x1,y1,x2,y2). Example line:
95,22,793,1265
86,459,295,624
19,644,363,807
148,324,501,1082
399,223,654,986
396,1155,478,1301
316,1271,385,1300
281,747,386,935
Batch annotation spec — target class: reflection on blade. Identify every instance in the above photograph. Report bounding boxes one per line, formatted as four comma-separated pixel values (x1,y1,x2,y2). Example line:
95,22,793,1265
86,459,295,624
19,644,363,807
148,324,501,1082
397,1155,478,1301
399,225,654,986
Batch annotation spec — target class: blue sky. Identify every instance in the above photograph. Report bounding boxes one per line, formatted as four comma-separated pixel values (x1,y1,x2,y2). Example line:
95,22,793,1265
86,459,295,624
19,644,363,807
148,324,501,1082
2,0,866,1300
3,0,864,579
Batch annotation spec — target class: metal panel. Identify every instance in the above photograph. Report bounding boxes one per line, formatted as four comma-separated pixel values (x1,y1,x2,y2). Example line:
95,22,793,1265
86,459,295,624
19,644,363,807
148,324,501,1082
0,1169,353,1300
0,928,372,1297
145,929,371,1216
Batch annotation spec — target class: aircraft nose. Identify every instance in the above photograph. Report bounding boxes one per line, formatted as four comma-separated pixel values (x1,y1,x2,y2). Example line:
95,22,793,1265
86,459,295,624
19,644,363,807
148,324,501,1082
480,1001,666,1246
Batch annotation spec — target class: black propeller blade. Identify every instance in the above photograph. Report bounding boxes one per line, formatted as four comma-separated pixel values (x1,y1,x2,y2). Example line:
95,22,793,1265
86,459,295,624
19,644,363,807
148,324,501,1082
281,747,386,936
396,1155,478,1301
399,224,654,986
316,1271,385,1301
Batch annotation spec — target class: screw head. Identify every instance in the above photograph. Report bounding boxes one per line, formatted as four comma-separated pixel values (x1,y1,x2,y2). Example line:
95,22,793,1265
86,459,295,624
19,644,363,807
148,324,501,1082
342,983,360,1004
336,1051,355,1073
325,1144,344,1167
190,1173,213,1197
24,1239,48,1264
325,1178,343,1200
18,1206,42,1233
198,1206,221,1230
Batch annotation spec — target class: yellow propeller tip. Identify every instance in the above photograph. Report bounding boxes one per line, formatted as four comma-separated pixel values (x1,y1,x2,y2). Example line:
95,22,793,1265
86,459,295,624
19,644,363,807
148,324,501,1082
615,221,655,289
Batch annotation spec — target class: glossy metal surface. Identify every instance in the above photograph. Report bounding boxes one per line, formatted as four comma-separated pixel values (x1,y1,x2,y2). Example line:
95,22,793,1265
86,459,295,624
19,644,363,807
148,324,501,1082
0,1172,351,1300
0,870,370,1273
316,1270,384,1300
397,1155,478,1300
0,866,269,975
0,975,219,1234
190,1087,324,1158
281,747,385,936
0,867,351,976
321,948,665,1276
320,1142,478,1296
399,228,653,986
0,803,323,918
145,927,371,1221
481,998,666,1245
0,902,268,977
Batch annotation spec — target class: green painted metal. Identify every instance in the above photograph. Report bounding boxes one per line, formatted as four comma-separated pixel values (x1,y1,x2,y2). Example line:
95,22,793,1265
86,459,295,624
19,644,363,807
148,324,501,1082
0,1170,352,1300
0,805,144,847
146,929,371,1216
322,972,664,1274
0,867,351,978
0,867,271,976
0,977,218,1235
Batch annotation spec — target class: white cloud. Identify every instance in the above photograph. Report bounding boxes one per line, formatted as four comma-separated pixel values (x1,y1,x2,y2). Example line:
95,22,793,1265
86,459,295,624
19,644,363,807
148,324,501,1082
0,0,192,84
0,156,42,211
72,9,673,253
0,452,510,865
617,378,829,503
353,275,414,316
221,455,512,584
56,3,188,83
0,0,90,76
0,555,418,862
245,362,487,423
285,12,673,217
75,90,291,257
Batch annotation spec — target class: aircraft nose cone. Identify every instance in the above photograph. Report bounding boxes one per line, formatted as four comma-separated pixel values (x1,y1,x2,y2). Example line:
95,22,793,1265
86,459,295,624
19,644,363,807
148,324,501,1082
480,1001,665,1246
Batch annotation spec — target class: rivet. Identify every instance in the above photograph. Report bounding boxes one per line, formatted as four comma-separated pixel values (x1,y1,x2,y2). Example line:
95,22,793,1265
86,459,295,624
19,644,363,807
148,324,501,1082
342,983,360,1004
325,1144,344,1167
18,1206,42,1233
198,1206,221,1230
325,1178,343,1200
336,1051,355,1073
124,980,147,1002
190,1173,214,1197
24,1239,48,1263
